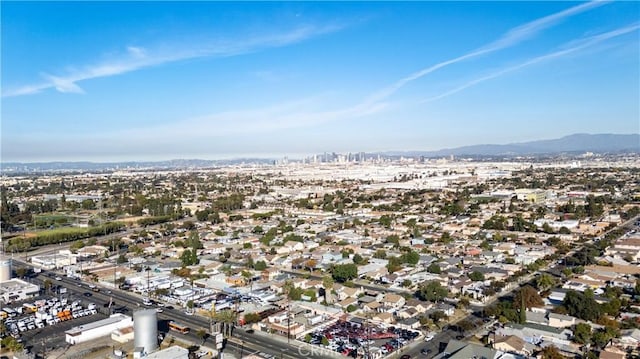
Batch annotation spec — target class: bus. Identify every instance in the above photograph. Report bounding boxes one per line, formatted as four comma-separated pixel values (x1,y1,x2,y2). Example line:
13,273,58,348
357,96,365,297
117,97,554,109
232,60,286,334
168,321,190,334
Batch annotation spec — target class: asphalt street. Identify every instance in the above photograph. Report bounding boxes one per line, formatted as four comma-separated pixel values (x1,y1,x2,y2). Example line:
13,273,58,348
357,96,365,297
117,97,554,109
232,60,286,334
12,259,337,359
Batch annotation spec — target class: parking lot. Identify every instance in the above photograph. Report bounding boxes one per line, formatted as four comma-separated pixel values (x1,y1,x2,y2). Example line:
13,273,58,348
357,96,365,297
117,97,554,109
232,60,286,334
2,291,107,355
306,319,421,357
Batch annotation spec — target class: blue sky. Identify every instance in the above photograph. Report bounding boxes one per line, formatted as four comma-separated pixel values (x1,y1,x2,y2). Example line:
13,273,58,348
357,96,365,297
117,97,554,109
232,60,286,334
2,1,639,162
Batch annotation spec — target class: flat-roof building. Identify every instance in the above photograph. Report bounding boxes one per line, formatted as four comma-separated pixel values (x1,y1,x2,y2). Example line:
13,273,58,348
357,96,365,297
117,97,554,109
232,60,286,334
0,278,39,304
135,346,189,359
65,313,133,345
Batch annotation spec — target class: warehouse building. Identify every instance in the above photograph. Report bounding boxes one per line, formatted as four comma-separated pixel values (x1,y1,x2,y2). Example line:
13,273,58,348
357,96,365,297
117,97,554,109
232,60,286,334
65,313,133,345
0,278,40,303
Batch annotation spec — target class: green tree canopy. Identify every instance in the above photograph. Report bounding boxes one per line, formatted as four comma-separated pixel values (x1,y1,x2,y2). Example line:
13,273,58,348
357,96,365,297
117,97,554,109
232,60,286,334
427,263,441,274
573,323,592,345
417,281,447,302
563,289,602,321
536,273,557,291
468,271,485,281
331,263,358,283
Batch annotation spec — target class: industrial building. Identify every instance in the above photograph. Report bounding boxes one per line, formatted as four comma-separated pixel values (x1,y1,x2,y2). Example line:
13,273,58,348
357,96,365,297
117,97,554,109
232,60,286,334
111,326,135,343
0,278,40,303
31,250,76,269
65,313,133,345
134,346,189,359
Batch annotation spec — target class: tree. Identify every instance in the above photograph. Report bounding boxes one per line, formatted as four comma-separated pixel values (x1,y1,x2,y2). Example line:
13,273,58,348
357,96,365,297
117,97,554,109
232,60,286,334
417,281,447,302
352,253,365,265
592,327,618,349
214,309,237,338
563,290,601,321
196,328,207,344
254,260,267,271
458,319,475,333
402,250,420,265
243,312,262,324
331,263,358,283
252,225,264,234
1,337,24,353
401,279,413,288
573,323,592,345
44,279,52,294
379,215,393,228
322,275,334,304
429,310,448,326
427,263,441,274
180,248,199,266
514,285,544,310
242,270,253,290
468,271,485,281
536,273,556,291
540,345,564,359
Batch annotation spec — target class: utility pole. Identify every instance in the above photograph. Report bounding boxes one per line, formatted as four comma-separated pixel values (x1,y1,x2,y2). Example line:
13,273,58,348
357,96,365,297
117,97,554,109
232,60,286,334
287,299,291,344
146,266,151,301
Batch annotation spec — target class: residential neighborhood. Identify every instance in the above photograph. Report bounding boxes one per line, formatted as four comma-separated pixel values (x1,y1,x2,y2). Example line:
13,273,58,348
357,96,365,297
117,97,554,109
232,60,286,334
1,153,640,359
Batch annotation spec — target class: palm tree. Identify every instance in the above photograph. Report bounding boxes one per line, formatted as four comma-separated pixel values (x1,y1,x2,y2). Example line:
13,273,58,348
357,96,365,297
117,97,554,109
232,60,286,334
242,270,253,291
322,275,334,304
282,279,294,299
43,279,52,295
204,306,219,335
214,310,237,338
196,329,207,344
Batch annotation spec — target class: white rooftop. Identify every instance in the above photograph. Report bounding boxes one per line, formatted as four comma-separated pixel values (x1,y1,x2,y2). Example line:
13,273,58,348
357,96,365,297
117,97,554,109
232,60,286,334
143,345,189,359
65,313,131,336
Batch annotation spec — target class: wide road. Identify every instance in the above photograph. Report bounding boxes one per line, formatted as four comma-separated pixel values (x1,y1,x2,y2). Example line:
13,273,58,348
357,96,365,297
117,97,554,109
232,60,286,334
14,258,336,359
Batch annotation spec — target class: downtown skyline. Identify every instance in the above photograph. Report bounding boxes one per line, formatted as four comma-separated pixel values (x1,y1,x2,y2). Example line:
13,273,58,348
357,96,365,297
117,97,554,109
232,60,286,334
2,1,639,162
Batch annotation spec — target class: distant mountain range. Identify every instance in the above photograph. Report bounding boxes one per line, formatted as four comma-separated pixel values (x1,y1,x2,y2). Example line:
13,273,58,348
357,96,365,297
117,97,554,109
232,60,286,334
382,133,640,157
1,133,638,172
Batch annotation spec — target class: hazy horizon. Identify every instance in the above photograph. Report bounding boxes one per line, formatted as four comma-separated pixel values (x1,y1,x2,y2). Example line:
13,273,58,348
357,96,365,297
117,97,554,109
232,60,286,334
2,2,639,162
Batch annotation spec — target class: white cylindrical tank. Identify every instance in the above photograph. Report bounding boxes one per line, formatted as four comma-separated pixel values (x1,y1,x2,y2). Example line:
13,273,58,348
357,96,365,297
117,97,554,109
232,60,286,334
0,257,11,282
133,309,158,353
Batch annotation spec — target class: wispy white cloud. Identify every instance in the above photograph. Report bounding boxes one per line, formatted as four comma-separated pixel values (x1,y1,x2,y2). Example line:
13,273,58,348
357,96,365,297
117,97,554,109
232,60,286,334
2,23,344,97
365,0,609,105
115,95,390,141
422,23,640,103
100,2,622,139
42,74,86,94
126,46,146,59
